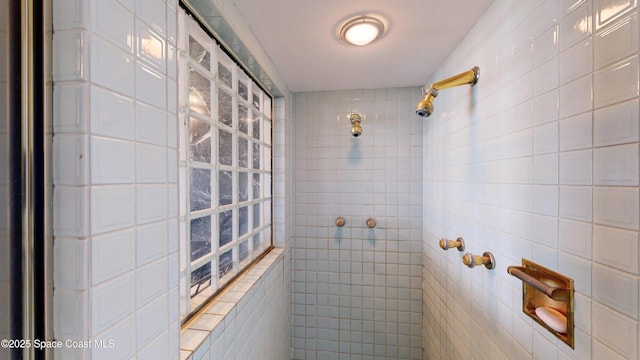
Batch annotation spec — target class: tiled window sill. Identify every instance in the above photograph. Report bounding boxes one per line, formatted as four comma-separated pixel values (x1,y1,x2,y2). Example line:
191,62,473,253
179,247,284,360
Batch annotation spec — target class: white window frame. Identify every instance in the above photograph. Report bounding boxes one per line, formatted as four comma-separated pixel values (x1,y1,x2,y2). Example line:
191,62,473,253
178,11,273,321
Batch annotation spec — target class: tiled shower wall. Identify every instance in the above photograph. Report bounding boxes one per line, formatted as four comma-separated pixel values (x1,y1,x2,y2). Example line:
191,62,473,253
423,0,640,359
52,0,292,359
52,0,181,358
292,89,423,359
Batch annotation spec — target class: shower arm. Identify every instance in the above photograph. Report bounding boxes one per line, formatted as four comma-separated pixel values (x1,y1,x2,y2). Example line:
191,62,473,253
415,66,479,117
427,66,479,92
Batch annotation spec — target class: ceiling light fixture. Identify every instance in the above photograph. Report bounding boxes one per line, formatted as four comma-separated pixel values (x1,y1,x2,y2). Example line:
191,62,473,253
339,15,385,46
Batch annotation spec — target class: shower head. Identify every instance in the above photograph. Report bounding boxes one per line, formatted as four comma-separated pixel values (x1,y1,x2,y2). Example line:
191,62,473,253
415,66,479,118
415,88,437,118
349,113,363,137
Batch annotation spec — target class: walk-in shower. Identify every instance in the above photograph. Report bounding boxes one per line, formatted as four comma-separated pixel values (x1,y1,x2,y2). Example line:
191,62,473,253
415,66,479,117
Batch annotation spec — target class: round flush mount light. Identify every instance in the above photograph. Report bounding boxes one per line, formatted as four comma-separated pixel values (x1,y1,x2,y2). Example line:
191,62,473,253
338,15,385,46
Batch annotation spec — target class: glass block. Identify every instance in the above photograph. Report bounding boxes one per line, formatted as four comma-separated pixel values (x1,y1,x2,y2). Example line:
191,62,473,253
190,216,211,261
190,168,211,212
264,119,271,144
264,174,271,197
264,199,271,224
189,35,210,70
263,146,271,171
264,227,271,245
219,170,232,206
238,80,248,101
218,129,232,166
190,262,211,296
252,142,260,169
219,210,233,247
239,240,249,263
252,233,261,254
252,112,260,139
218,90,232,127
189,68,211,116
252,173,260,200
252,91,260,109
238,137,248,168
218,62,232,88
253,203,260,229
263,96,271,117
189,118,211,163
238,103,248,134
238,172,248,202
239,206,248,236
219,249,233,277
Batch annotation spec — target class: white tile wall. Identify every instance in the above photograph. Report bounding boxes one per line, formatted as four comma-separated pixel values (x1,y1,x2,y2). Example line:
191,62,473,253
424,1,640,360
559,218,592,260
593,54,639,108
90,86,135,140
51,0,640,359
593,99,640,147
55,2,293,358
559,186,592,221
559,75,592,119
593,187,640,230
292,88,423,359
90,272,135,337
559,150,592,185
592,301,638,359
53,134,88,185
593,224,639,274
593,144,639,185
180,250,290,360
53,83,87,133
179,0,293,354
560,40,593,85
91,229,136,286
559,112,592,151
53,0,180,358
90,137,135,184
52,30,86,81
90,185,136,235
594,10,638,69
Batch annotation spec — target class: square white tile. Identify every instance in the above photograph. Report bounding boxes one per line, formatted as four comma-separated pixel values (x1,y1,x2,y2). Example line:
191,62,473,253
593,144,639,186
593,99,640,147
593,186,640,230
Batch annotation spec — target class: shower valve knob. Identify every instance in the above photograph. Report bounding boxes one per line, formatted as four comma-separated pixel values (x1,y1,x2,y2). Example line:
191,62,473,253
439,237,465,251
462,251,495,270
336,217,345,227
366,218,376,228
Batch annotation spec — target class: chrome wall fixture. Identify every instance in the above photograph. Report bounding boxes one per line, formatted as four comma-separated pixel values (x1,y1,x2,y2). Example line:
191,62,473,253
366,218,376,228
335,217,345,227
349,113,363,137
438,237,465,251
415,66,479,118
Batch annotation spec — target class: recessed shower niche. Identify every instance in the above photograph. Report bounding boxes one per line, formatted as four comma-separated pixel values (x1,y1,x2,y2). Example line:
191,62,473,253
508,259,575,348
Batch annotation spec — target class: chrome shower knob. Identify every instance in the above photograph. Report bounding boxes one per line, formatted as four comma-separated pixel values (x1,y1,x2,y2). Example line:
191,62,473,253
336,217,345,227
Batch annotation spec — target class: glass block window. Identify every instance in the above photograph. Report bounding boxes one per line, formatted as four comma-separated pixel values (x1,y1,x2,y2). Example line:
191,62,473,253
179,14,273,319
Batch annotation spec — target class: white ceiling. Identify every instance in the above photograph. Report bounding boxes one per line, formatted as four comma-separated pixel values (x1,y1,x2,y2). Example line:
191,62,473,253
233,0,494,92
